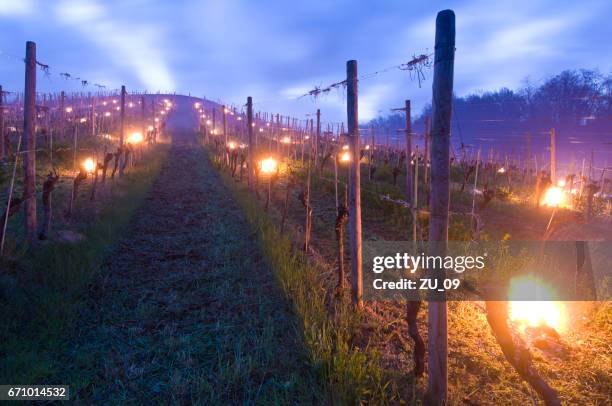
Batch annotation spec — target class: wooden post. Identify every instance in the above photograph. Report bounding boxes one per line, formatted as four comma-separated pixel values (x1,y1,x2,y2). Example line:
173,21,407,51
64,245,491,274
140,95,145,142
405,100,413,204
60,91,65,140
0,86,4,160
23,41,37,246
315,109,320,167
223,105,229,165
346,59,363,309
368,126,374,180
550,128,556,184
247,97,254,189
412,145,419,242
118,85,126,175
424,116,430,200
1,135,22,255
427,10,455,405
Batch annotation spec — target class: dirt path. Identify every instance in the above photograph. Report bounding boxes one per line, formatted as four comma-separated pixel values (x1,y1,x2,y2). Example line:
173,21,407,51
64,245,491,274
60,123,321,403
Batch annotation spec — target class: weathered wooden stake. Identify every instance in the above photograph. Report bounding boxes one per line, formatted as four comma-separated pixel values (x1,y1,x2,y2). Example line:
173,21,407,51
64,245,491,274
550,128,556,184
347,59,363,309
315,109,320,167
427,10,455,405
405,100,413,204
1,135,22,255
0,85,4,159
247,97,254,189
23,41,37,246
118,85,126,176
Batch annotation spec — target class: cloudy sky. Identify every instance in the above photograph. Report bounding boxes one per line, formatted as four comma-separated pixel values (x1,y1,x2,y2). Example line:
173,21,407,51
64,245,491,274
1,0,611,123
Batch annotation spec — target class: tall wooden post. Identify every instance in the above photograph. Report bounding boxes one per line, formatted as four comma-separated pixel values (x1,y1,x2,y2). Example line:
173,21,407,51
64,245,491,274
60,90,65,139
247,97,254,189
23,41,37,245
550,128,556,183
0,85,4,159
346,60,363,309
315,109,320,167
427,10,455,405
118,85,126,175
140,95,145,140
368,126,374,180
405,99,413,204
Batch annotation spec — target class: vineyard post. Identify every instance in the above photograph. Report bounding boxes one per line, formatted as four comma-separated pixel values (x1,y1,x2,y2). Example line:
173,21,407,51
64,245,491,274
471,149,481,231
405,99,413,204
347,59,363,309
0,85,4,159
140,95,145,147
369,126,374,180
247,97,254,190
550,128,556,184
424,116,430,198
119,85,126,176
1,135,22,255
60,90,65,139
427,10,455,405
223,105,228,165
413,145,419,241
23,41,37,246
91,95,96,136
315,109,320,167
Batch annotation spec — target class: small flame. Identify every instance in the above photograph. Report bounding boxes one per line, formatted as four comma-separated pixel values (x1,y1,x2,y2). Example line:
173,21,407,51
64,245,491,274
509,275,565,332
83,158,95,173
127,132,143,144
542,186,564,207
340,151,351,162
260,157,278,174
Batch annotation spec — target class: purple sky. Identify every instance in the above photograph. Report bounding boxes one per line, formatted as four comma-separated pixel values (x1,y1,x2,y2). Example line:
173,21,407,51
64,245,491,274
1,0,611,124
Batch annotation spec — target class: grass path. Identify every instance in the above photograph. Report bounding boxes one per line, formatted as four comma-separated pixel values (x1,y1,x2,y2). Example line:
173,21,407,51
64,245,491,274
59,133,322,404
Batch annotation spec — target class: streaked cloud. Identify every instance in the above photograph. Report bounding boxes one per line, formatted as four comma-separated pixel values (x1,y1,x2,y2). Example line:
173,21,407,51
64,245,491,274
54,0,175,91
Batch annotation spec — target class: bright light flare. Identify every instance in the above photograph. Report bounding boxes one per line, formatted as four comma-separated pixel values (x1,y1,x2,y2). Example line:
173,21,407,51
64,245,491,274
147,125,154,131
509,275,565,332
557,179,566,187
281,136,290,144
542,186,564,207
104,112,111,117
260,157,278,174
342,144,349,150
79,117,87,123
365,145,370,150
127,132,144,144
194,102,201,109
340,151,351,162
228,141,237,150
65,107,73,113
497,167,506,174
83,157,95,173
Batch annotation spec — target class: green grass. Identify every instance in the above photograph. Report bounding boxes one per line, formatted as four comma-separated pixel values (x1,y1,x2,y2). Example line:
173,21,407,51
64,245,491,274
0,145,168,384
213,155,398,404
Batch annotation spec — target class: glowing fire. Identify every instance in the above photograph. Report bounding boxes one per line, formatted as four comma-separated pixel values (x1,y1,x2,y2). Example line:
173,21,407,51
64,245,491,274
542,186,564,207
147,125,154,131
342,144,349,150
365,144,370,150
260,157,278,174
557,179,566,187
508,275,565,332
127,132,144,144
340,151,351,162
497,167,506,174
282,136,290,144
83,158,95,173
65,107,73,113
228,141,236,150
